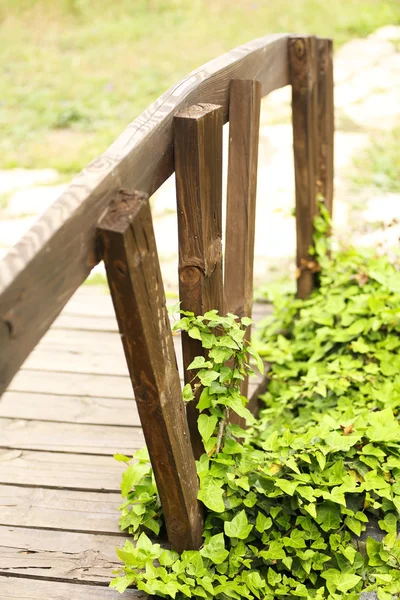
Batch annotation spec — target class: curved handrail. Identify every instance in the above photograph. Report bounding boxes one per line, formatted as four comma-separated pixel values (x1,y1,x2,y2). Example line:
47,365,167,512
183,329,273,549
0,33,290,394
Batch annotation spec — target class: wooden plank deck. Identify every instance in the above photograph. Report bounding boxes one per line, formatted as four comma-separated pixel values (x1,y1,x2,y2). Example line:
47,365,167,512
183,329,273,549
0,285,271,598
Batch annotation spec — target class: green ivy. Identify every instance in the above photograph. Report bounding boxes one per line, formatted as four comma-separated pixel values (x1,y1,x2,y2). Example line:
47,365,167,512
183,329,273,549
111,203,400,599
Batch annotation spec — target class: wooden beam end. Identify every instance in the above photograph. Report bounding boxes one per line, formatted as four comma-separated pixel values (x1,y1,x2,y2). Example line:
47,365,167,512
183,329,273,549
97,190,149,234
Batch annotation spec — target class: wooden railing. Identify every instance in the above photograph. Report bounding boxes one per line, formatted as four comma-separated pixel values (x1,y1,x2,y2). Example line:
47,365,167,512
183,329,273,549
0,34,334,553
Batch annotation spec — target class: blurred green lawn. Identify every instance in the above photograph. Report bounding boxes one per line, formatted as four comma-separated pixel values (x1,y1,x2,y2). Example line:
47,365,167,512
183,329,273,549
1,0,399,173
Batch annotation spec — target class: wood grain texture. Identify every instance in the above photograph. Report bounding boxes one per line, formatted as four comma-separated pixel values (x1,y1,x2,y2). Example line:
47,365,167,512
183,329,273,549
23,346,129,376
98,191,203,553
316,38,334,217
0,527,121,584
0,485,122,534
175,103,224,459
224,79,261,407
0,34,289,397
53,313,118,332
0,449,124,491
0,418,144,455
289,35,319,299
0,391,139,426
9,369,133,399
0,575,146,598
61,287,115,317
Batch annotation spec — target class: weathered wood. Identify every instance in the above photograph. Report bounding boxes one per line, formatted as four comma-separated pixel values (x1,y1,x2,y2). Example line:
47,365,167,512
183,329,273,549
0,391,139,426
11,305,268,397
21,319,184,377
37,327,124,350
0,575,146,598
9,369,133,399
24,346,129,376
174,103,224,459
317,38,334,216
0,449,123,491
98,191,203,553
0,526,132,584
0,485,122,533
0,34,289,397
289,35,319,299
0,418,144,455
62,286,115,317
224,79,261,407
53,313,118,332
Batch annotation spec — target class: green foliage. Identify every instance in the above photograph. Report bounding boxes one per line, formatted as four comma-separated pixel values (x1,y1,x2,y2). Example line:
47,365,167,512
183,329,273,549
115,448,164,538
1,0,399,171
111,205,400,599
175,309,262,454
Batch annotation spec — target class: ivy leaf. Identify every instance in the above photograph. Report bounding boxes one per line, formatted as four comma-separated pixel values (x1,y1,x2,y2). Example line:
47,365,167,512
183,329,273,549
224,393,254,422
267,567,281,586
198,478,225,512
304,503,317,519
120,461,150,497
209,347,233,364
188,327,202,341
200,533,229,564
321,569,361,594
342,545,356,565
159,549,179,567
316,502,341,532
224,510,253,539
198,414,218,443
248,346,264,374
367,408,400,442
200,332,217,349
198,369,220,386
223,438,245,454
378,512,397,534
345,516,362,536
256,512,272,533
110,575,136,593
274,479,299,496
182,383,194,402
366,537,385,566
114,454,131,462
283,529,306,549
187,356,212,370
351,338,370,353
133,447,149,462
197,387,212,411
324,431,360,452
260,540,286,561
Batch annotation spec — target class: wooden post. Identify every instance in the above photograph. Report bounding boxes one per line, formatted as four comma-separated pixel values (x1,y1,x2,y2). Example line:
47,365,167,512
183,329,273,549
174,104,224,460
289,35,319,299
317,38,334,218
97,191,203,553
224,79,261,416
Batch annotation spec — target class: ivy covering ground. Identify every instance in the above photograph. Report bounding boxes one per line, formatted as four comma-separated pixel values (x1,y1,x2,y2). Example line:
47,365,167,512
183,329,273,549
111,205,400,599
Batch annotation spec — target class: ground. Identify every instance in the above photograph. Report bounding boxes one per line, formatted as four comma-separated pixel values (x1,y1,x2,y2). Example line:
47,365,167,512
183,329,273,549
1,0,399,173
1,25,400,294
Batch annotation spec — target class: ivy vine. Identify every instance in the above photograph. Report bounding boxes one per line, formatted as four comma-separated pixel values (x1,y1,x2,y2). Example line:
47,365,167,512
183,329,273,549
111,203,400,600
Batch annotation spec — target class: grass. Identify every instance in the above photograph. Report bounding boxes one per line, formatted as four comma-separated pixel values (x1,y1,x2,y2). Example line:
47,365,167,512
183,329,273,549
0,0,399,173
353,124,400,193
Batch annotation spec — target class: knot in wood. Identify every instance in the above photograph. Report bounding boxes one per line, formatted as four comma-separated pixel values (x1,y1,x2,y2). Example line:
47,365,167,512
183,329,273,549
294,39,305,59
169,514,190,538
2,311,16,338
205,237,222,276
179,266,202,285
113,259,127,277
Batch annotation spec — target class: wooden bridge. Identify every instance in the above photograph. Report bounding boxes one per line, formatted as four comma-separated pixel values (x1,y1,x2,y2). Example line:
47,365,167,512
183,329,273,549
0,33,333,598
